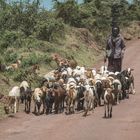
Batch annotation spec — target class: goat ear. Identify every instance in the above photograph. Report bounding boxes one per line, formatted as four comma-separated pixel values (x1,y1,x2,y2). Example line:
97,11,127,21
131,68,134,71
76,85,80,89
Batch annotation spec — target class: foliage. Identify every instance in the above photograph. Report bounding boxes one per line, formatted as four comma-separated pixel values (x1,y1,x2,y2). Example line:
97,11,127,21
4,51,18,63
54,0,81,27
0,30,25,49
21,53,41,67
12,69,27,82
35,18,65,42
0,0,139,81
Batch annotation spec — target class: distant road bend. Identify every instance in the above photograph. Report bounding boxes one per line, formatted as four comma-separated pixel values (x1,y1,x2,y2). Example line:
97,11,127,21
0,40,140,140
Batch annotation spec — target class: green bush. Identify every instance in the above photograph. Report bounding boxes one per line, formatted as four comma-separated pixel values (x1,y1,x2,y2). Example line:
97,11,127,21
4,51,18,63
22,53,41,67
43,54,52,64
55,0,81,27
12,69,27,82
21,36,45,49
0,30,25,49
35,18,65,42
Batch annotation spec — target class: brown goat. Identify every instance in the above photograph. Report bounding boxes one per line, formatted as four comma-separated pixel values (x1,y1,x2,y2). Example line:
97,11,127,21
0,95,19,114
104,88,115,118
6,59,21,71
52,83,66,114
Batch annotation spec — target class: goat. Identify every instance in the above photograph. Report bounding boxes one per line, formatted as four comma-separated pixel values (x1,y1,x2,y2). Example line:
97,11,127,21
6,59,21,71
65,84,77,115
83,84,95,117
52,82,66,114
3,86,21,114
33,87,47,115
20,81,32,113
95,79,103,106
52,53,67,67
104,88,115,118
100,65,108,76
123,68,135,94
112,79,122,104
77,83,85,111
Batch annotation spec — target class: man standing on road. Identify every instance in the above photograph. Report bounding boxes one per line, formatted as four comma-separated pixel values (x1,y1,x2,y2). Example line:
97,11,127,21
104,26,126,72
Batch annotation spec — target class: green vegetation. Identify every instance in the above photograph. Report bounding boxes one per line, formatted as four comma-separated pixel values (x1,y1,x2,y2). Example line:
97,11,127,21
0,0,139,88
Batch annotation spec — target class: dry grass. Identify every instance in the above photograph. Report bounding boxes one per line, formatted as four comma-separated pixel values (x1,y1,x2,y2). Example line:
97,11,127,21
122,21,140,40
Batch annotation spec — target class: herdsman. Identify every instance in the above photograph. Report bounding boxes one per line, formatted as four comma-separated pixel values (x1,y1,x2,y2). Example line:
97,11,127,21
105,26,126,72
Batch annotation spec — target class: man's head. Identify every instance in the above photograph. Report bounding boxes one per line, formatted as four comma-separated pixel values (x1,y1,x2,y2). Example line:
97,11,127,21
112,26,120,37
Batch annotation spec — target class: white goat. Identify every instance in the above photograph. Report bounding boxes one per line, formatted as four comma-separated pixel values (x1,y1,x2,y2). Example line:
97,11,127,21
83,84,95,116
20,81,29,91
33,88,44,115
100,65,108,76
112,79,122,104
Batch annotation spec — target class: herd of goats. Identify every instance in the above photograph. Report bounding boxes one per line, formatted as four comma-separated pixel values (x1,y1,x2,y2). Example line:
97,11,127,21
0,54,135,118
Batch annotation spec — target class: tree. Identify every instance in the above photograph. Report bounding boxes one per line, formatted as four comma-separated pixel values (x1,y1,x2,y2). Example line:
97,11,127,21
54,0,80,26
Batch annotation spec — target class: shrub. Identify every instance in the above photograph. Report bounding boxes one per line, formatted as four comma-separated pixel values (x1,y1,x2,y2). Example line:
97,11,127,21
43,54,52,64
35,18,65,42
4,51,18,63
12,69,27,82
0,30,25,49
21,53,40,67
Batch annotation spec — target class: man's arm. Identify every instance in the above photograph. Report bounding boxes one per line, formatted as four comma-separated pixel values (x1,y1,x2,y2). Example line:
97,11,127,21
121,37,126,58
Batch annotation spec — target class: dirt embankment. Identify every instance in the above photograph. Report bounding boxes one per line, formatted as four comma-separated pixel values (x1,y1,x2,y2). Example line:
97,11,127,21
122,21,140,40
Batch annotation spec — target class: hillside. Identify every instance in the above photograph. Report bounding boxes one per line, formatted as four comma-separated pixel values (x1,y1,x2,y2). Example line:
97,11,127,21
0,21,139,90
0,23,140,119
0,0,140,119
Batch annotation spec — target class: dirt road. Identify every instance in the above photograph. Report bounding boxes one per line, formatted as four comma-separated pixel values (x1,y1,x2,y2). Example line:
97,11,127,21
0,40,140,140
